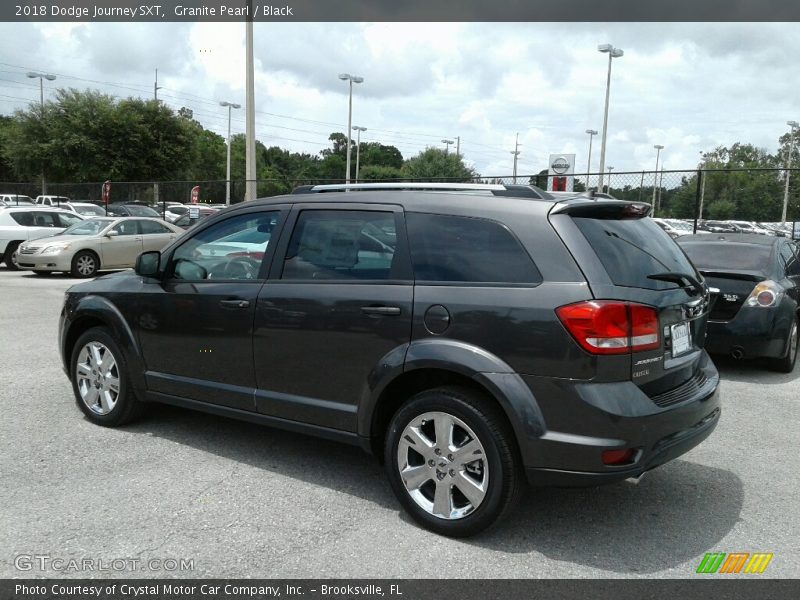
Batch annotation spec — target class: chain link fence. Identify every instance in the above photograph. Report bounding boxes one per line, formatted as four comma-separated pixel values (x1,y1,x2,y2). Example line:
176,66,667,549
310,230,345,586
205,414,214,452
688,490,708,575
2,168,799,229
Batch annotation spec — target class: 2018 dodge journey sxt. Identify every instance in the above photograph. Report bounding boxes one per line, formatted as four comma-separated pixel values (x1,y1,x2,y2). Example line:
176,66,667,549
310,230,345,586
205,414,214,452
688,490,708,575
59,183,721,537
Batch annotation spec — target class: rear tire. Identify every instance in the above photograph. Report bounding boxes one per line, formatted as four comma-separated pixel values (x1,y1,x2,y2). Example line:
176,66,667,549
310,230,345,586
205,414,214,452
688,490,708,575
70,327,144,426
71,250,99,278
384,386,522,537
4,241,20,270
769,317,798,373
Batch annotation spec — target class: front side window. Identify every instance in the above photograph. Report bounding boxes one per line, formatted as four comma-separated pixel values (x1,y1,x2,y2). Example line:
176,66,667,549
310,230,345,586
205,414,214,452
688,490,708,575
282,210,397,281
405,213,541,284
170,211,279,281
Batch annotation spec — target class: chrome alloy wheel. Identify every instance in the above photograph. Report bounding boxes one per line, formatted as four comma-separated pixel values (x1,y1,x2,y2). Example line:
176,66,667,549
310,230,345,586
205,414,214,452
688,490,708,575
75,342,121,415
75,254,96,276
397,411,488,520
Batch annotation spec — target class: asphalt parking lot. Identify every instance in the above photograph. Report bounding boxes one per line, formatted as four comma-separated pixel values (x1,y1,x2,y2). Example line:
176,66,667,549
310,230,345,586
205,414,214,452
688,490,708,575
0,267,798,579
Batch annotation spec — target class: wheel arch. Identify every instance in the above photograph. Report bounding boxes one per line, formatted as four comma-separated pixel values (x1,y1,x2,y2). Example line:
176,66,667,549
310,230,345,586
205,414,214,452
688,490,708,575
360,339,546,460
63,296,146,392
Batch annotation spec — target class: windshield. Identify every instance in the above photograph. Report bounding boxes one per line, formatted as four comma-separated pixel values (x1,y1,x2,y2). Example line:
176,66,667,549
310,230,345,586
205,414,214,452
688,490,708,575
679,242,773,273
62,218,113,236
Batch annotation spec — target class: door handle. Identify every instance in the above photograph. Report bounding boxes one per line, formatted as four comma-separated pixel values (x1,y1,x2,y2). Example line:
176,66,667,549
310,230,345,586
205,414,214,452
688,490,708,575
220,299,250,309
361,305,401,316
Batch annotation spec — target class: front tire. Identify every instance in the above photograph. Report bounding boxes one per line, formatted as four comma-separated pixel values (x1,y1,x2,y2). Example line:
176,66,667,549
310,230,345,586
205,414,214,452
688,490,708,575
71,250,99,278
4,241,20,270
384,386,522,537
70,327,144,426
769,317,798,373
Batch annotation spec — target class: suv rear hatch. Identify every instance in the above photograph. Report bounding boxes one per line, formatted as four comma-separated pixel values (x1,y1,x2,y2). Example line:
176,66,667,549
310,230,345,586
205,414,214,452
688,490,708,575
549,200,713,399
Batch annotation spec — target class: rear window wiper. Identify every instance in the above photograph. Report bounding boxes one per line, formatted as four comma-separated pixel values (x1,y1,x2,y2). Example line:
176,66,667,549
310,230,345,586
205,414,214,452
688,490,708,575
647,271,705,296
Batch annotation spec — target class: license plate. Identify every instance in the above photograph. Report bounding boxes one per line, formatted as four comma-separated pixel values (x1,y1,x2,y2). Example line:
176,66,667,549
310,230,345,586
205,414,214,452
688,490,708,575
671,322,691,357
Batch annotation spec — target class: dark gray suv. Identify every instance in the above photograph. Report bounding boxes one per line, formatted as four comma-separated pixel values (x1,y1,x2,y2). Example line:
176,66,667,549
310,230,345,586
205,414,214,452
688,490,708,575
59,183,721,537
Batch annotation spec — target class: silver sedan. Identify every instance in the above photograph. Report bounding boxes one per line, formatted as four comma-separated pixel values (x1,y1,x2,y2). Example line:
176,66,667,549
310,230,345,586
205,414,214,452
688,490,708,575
17,217,183,277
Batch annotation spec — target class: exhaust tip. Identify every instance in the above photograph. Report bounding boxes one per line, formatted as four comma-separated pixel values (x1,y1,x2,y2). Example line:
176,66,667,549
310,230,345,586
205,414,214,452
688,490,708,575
731,347,744,359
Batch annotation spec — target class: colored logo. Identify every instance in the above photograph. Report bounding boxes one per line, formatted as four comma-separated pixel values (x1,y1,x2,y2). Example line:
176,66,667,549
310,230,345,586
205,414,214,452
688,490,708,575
696,552,773,574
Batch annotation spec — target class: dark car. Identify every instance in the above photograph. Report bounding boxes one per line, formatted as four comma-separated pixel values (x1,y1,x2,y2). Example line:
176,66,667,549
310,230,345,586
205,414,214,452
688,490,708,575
59,182,720,537
105,203,160,218
678,234,800,371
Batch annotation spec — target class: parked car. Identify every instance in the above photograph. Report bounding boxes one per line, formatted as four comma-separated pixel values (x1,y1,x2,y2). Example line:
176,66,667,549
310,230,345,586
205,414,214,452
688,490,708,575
652,217,685,238
18,216,182,277
162,204,189,222
727,220,774,236
678,233,799,371
35,195,72,207
105,203,161,218
172,206,217,229
60,182,720,537
0,207,84,270
0,194,35,207
63,202,109,217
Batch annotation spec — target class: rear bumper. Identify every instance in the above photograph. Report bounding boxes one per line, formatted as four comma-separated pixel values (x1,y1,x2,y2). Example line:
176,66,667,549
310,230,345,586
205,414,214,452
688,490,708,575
704,306,793,359
520,350,721,487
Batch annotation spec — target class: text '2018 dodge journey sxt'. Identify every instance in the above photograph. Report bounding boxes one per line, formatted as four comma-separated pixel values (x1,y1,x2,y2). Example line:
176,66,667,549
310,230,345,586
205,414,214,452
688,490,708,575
59,183,720,537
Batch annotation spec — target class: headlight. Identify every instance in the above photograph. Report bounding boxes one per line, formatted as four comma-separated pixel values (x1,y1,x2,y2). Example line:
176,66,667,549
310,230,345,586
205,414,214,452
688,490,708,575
746,280,784,308
41,244,71,255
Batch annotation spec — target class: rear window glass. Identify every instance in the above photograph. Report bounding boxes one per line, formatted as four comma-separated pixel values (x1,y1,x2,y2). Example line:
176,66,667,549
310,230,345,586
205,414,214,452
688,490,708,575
680,242,773,273
574,217,698,290
406,213,541,284
124,205,159,217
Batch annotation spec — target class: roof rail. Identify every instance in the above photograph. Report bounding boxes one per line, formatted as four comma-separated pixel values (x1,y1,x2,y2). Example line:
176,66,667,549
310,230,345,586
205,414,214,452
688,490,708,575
291,182,554,200
296,182,506,192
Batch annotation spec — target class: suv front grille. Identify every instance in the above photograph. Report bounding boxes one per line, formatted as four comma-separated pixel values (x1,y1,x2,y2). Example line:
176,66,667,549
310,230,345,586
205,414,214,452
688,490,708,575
650,370,718,408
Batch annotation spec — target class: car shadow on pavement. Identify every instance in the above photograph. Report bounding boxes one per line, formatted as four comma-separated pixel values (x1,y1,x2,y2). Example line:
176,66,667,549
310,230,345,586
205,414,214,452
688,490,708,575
711,354,799,385
128,404,742,574
472,460,743,574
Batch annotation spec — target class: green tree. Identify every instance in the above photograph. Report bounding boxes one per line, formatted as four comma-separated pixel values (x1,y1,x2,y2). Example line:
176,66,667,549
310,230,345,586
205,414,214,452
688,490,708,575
402,147,478,181
357,165,404,181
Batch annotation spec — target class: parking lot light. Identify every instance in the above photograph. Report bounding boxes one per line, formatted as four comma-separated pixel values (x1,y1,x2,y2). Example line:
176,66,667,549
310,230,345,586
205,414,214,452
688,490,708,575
597,44,624,192
339,74,364,184
585,129,598,188
220,101,241,206
652,144,664,214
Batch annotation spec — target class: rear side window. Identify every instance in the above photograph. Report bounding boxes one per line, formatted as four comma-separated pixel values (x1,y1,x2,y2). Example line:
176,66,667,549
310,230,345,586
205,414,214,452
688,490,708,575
10,212,35,226
282,210,399,281
139,220,172,234
406,213,541,284
574,217,698,290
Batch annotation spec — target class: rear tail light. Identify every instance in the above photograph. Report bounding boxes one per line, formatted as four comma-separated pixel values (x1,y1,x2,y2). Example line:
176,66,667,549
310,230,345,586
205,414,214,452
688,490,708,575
745,280,784,308
556,301,660,355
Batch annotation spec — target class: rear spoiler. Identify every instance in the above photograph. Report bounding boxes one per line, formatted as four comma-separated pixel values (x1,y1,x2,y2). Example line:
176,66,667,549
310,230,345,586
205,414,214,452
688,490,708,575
549,199,652,219
697,269,765,283
550,198,653,219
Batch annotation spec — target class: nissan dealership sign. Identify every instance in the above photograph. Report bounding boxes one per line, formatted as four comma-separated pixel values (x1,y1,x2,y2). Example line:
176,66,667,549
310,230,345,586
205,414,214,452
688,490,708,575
547,153,576,191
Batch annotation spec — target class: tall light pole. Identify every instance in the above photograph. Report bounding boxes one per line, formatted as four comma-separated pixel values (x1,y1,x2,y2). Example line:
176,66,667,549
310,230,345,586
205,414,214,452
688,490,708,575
220,101,241,206
585,129,597,189
510,133,521,184
652,144,664,210
339,73,364,184
442,139,454,155
27,71,56,196
782,120,798,223
597,44,624,193
244,17,257,202
352,126,367,182
607,166,614,194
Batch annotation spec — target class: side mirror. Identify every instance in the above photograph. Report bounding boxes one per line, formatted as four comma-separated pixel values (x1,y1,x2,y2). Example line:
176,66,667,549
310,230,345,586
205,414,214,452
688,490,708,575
135,251,161,277
106,229,119,237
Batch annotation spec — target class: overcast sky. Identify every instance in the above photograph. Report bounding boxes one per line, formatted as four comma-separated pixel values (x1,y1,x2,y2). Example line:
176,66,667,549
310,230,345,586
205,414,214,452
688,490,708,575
0,22,797,178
